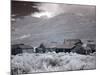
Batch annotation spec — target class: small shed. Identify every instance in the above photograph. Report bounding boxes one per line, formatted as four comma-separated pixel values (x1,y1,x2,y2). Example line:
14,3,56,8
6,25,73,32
87,44,96,53
11,44,34,55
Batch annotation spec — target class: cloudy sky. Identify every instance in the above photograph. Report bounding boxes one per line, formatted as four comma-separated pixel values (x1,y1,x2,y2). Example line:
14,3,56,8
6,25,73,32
11,1,96,46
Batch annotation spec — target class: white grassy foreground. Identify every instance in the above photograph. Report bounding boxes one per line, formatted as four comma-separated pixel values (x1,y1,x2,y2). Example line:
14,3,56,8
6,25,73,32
11,52,96,74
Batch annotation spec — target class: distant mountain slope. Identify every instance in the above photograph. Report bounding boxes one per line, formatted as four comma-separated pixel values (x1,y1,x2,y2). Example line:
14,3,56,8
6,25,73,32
11,5,96,47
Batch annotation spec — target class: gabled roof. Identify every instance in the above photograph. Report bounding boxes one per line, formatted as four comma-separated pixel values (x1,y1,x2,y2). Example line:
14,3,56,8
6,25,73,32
40,39,82,49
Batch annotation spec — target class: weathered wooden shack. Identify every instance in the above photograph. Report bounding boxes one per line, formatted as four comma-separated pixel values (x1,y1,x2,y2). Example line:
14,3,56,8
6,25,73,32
11,44,34,55
87,44,96,53
36,39,82,53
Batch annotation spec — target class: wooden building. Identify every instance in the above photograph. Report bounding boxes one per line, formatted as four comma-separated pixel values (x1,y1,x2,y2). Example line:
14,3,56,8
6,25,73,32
11,43,34,55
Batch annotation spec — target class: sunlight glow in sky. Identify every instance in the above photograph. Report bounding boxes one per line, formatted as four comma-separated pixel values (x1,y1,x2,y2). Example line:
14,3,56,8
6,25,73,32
31,3,65,19
31,11,54,18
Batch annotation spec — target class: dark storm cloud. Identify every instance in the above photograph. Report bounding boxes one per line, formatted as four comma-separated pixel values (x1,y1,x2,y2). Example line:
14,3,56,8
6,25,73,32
11,1,40,18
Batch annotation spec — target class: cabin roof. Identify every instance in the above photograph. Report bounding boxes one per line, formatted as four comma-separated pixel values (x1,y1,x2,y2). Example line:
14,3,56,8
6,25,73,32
43,42,75,49
87,44,96,48
43,42,58,48
18,45,33,49
12,44,33,49
55,44,75,49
